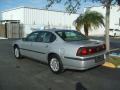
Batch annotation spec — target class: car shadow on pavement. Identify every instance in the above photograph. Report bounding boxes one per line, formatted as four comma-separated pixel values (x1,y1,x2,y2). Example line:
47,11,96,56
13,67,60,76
24,56,48,64
76,82,88,90
66,65,102,73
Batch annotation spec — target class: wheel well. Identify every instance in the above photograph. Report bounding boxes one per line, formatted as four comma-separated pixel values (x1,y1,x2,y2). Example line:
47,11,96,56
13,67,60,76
48,53,59,61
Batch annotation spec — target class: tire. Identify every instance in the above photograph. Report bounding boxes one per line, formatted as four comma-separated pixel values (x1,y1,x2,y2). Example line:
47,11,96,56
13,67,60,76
14,46,22,59
48,55,64,74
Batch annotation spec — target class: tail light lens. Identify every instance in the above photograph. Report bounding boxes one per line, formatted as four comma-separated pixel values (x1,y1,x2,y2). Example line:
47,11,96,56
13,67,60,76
76,47,88,56
88,48,94,54
80,48,88,55
76,44,106,56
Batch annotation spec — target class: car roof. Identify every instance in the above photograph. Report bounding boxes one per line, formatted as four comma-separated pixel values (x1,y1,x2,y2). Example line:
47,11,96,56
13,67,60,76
35,29,75,33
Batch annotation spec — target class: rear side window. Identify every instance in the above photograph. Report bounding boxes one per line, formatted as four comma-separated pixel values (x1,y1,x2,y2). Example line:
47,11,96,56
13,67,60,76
50,34,56,42
36,31,56,43
36,32,45,42
43,32,56,43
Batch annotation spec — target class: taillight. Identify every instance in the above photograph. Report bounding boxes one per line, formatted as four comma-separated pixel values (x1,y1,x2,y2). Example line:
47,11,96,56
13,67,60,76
81,48,88,55
76,44,106,56
88,48,94,54
76,47,88,56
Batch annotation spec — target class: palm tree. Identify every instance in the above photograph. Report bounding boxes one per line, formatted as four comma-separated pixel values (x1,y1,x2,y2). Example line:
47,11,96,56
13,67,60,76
75,10,104,36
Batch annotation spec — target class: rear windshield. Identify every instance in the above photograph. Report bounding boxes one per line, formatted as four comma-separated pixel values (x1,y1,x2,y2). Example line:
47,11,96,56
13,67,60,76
55,30,88,41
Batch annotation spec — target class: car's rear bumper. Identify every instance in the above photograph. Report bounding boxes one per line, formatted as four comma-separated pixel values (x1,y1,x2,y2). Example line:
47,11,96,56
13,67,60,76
63,54,106,70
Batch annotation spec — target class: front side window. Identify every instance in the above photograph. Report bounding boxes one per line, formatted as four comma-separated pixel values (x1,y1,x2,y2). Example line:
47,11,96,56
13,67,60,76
56,30,88,41
25,32,39,42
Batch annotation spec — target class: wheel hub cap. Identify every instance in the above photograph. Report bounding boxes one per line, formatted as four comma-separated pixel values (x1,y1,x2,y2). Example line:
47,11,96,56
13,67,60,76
50,58,59,71
15,48,19,58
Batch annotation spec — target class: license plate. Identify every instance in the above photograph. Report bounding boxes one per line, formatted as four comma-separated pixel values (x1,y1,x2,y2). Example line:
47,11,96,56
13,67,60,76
95,55,104,63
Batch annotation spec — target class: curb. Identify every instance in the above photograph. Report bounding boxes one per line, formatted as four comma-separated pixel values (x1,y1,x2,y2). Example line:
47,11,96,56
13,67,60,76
102,62,116,68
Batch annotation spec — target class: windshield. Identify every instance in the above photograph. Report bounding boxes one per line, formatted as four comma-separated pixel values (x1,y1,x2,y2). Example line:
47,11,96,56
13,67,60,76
55,30,88,41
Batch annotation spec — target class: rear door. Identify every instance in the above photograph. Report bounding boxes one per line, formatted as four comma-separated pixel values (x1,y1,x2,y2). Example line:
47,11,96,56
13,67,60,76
40,31,56,62
31,31,56,62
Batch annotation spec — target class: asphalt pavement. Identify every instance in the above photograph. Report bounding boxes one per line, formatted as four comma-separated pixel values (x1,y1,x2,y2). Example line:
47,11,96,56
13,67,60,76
0,39,120,90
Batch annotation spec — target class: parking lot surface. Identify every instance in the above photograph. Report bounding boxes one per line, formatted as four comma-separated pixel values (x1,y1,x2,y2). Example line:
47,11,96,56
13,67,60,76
0,39,120,90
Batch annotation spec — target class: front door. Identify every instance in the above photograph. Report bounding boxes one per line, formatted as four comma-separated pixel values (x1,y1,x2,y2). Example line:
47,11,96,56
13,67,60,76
20,32,39,58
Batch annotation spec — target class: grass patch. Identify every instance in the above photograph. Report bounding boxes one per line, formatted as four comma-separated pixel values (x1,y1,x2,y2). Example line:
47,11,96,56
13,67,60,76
106,56,120,66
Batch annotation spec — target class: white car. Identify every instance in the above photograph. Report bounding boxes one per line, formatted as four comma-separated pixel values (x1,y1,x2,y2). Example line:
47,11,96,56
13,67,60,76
109,29,120,37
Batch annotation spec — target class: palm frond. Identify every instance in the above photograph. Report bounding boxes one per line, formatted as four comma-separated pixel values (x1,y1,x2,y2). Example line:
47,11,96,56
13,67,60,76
75,9,104,35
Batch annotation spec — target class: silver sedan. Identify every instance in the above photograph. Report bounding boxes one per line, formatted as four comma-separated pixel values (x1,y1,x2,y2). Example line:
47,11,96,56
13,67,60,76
13,29,106,74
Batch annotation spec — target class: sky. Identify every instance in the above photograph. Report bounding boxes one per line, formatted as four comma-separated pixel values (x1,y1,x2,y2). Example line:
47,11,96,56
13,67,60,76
0,0,100,13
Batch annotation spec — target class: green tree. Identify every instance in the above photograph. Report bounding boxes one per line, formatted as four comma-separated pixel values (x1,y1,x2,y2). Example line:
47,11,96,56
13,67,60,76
75,9,104,36
46,0,120,52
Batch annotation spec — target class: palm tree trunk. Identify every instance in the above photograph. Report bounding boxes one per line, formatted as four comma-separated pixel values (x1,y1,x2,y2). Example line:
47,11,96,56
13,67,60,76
84,25,88,36
105,3,110,53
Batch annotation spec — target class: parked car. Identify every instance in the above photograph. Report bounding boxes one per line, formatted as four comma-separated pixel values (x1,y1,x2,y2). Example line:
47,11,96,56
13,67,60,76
13,29,106,74
109,29,120,37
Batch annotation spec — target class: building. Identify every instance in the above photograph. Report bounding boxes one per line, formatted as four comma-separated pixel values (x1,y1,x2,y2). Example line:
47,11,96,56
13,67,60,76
81,5,120,36
1,6,79,37
1,6,120,38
